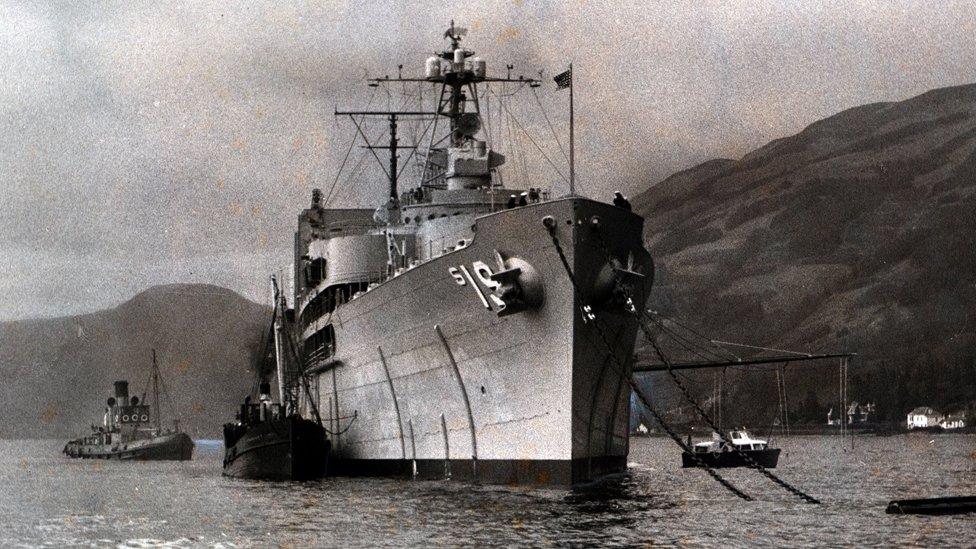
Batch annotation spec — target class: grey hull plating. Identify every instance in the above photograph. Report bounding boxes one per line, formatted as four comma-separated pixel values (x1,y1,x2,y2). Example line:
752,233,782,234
307,198,652,485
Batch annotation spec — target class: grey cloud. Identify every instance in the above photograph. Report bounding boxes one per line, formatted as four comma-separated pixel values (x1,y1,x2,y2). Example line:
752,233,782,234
1,0,973,319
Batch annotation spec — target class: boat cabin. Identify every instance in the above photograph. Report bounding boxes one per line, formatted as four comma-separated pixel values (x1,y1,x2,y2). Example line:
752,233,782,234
693,429,769,453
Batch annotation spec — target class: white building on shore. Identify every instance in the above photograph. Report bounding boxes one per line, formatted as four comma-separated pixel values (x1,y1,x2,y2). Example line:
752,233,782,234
907,407,941,429
940,412,967,430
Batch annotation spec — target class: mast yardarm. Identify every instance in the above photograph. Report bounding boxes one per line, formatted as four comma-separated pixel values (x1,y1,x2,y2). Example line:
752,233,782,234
335,22,540,202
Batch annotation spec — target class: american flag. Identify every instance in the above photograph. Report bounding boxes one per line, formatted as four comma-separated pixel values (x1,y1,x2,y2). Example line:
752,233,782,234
554,68,572,90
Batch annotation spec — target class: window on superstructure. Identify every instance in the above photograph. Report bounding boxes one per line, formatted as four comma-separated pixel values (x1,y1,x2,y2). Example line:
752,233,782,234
303,324,336,365
306,257,327,286
300,281,373,330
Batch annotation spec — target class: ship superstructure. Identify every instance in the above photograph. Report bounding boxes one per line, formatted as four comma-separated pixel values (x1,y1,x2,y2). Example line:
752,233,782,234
288,23,653,484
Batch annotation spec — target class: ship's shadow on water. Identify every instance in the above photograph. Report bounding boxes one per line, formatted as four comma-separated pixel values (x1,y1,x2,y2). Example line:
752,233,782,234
562,472,678,515
379,470,680,536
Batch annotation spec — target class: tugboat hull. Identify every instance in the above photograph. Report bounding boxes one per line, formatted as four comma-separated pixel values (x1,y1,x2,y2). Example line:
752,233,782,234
681,448,781,469
63,432,194,461
223,416,330,481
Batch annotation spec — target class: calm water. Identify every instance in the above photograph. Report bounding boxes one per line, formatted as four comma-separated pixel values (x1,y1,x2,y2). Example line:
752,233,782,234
1,435,974,547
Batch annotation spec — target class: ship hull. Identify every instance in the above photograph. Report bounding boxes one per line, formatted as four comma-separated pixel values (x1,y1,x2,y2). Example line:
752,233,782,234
222,416,330,481
303,198,653,485
63,432,194,461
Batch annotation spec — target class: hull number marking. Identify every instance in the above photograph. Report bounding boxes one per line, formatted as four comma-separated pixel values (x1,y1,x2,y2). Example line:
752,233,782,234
450,263,505,310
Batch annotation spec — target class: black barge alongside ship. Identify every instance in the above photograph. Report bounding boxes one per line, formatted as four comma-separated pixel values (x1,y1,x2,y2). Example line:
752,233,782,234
222,383,330,481
222,276,330,481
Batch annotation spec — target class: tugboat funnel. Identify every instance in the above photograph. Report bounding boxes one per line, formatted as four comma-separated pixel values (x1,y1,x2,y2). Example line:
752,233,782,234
113,381,129,402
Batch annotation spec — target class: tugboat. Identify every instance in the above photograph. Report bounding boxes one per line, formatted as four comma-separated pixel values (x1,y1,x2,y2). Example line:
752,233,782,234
681,429,780,469
63,350,194,461
222,277,330,480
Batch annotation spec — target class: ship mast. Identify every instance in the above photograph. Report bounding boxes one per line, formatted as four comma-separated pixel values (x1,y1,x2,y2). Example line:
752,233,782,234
271,275,301,413
152,348,161,432
334,21,540,201
271,277,286,404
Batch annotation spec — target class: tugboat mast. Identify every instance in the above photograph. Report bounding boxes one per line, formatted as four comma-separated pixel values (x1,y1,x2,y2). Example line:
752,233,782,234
271,275,301,413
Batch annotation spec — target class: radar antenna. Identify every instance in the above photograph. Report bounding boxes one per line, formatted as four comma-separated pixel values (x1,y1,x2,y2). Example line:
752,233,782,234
334,22,540,200
444,20,467,45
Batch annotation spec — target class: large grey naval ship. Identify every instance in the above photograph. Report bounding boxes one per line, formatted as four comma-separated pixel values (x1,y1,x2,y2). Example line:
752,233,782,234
280,23,654,485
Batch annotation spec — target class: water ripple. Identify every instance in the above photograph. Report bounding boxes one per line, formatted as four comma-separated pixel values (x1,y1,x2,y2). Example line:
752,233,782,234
0,436,973,547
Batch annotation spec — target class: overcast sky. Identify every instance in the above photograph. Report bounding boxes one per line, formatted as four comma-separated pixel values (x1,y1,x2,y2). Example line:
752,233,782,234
1,1,974,320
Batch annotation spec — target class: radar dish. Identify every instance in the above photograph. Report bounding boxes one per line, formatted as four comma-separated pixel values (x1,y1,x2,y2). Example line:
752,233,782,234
457,113,481,137
445,21,467,39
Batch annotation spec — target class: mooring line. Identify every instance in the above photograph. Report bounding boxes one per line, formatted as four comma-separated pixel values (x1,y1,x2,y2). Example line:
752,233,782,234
542,216,753,501
587,222,820,505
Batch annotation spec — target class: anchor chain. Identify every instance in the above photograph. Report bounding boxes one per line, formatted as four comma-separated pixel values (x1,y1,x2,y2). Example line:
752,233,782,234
628,370,753,501
543,217,753,501
588,224,821,505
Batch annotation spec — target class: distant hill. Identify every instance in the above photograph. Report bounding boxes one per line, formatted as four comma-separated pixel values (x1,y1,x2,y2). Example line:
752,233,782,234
633,84,976,424
0,284,269,439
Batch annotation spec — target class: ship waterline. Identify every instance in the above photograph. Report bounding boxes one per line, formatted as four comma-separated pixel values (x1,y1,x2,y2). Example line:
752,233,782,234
304,198,652,485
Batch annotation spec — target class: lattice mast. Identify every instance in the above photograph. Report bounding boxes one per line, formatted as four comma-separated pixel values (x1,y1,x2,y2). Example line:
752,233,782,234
335,21,540,204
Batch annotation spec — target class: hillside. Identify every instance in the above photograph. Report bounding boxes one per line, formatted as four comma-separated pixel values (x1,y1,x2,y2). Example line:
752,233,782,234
633,84,976,423
0,284,269,438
